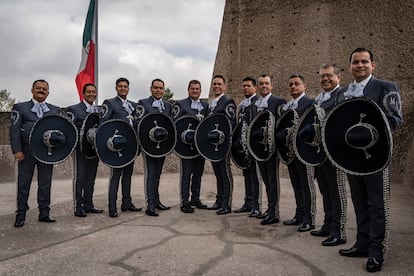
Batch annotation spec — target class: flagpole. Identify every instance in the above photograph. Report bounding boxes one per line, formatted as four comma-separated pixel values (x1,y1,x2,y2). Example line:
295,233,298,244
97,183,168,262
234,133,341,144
94,0,99,104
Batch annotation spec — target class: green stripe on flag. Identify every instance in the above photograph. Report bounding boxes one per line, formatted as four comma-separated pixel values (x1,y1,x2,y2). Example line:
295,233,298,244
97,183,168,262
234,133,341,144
83,0,95,48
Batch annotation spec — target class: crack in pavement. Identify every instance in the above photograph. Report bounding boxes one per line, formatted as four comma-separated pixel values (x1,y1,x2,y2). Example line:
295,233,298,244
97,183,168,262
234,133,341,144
108,215,324,276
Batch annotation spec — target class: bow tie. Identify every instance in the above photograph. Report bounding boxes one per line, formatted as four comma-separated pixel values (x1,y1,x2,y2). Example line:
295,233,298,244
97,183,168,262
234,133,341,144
316,92,331,105
31,102,50,118
86,105,98,113
282,100,298,111
255,97,268,112
209,99,218,112
239,98,251,109
191,100,204,111
344,83,364,100
152,100,165,112
122,101,134,114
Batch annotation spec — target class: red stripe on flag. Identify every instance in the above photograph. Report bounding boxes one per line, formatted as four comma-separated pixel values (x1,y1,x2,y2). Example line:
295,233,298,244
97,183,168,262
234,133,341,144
75,41,95,100
75,0,96,101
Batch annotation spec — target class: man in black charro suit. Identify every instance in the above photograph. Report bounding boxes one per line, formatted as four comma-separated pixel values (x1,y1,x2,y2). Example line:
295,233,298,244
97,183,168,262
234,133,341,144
171,80,209,213
10,79,60,227
206,75,236,215
250,74,286,225
280,74,316,232
136,78,172,217
101,77,142,218
338,48,403,273
67,83,103,217
310,64,348,247
233,77,261,217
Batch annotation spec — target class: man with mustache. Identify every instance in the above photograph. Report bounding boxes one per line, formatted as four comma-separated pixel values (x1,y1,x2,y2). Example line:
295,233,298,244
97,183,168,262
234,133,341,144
10,79,60,227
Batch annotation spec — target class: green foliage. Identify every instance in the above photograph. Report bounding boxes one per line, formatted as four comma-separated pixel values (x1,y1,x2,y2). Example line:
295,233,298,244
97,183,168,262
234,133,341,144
0,89,16,112
163,87,174,102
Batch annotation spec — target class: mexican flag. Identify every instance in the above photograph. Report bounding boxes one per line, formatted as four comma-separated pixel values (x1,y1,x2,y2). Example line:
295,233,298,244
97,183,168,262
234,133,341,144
75,0,97,101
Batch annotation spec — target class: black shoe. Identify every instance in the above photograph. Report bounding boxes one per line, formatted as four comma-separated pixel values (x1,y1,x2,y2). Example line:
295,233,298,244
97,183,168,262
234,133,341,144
297,223,314,232
283,218,302,225
145,209,159,217
39,216,56,223
339,246,368,257
310,229,330,237
190,200,208,209
366,257,383,272
109,211,118,218
322,237,346,246
14,219,25,228
121,205,142,212
256,210,268,219
249,209,261,217
74,210,87,217
155,203,171,211
234,205,252,213
181,204,195,213
216,207,231,215
261,216,279,225
207,202,221,210
84,207,103,213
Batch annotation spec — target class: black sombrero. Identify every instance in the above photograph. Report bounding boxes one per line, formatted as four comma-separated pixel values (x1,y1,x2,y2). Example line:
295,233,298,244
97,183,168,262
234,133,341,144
247,109,275,162
174,115,200,159
95,119,138,168
30,114,78,164
275,109,298,165
195,114,231,162
230,122,249,169
322,97,392,175
138,113,176,158
293,105,327,166
79,113,100,159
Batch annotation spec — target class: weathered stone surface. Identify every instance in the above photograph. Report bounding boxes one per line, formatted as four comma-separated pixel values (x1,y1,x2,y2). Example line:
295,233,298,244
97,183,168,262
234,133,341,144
212,0,414,192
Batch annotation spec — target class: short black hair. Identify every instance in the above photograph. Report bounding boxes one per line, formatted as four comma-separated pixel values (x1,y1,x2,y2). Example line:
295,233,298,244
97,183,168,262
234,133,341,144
116,77,129,86
242,76,256,86
258,74,272,84
259,74,270,79
151,78,165,87
32,79,49,88
82,83,96,94
187,79,201,90
350,47,374,62
213,74,226,84
288,73,305,83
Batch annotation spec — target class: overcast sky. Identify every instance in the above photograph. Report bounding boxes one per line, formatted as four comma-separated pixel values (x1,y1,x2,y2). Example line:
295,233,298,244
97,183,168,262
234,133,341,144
0,0,225,106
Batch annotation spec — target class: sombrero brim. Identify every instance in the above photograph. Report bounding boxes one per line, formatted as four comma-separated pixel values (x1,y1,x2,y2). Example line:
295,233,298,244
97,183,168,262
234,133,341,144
174,115,200,159
231,122,249,169
247,109,275,161
96,119,138,168
195,114,231,162
293,105,326,166
138,113,176,158
30,115,78,164
322,97,392,175
80,113,99,159
275,109,298,165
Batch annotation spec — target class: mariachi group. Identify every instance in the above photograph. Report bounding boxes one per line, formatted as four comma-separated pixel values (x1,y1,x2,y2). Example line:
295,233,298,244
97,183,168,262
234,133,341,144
10,48,403,273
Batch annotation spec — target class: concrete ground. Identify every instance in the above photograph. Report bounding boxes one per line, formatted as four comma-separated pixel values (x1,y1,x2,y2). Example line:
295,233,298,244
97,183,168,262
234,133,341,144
0,173,413,275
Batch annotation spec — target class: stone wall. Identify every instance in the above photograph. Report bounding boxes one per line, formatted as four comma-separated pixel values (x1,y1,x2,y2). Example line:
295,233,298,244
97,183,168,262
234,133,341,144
212,0,414,192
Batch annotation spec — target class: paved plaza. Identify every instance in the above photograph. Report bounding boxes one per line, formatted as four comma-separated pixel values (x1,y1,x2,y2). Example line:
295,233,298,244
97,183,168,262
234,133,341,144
0,173,413,275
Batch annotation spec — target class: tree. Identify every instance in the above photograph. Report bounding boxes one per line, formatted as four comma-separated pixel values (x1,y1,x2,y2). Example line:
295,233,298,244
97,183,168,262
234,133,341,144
0,89,16,112
163,87,174,102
